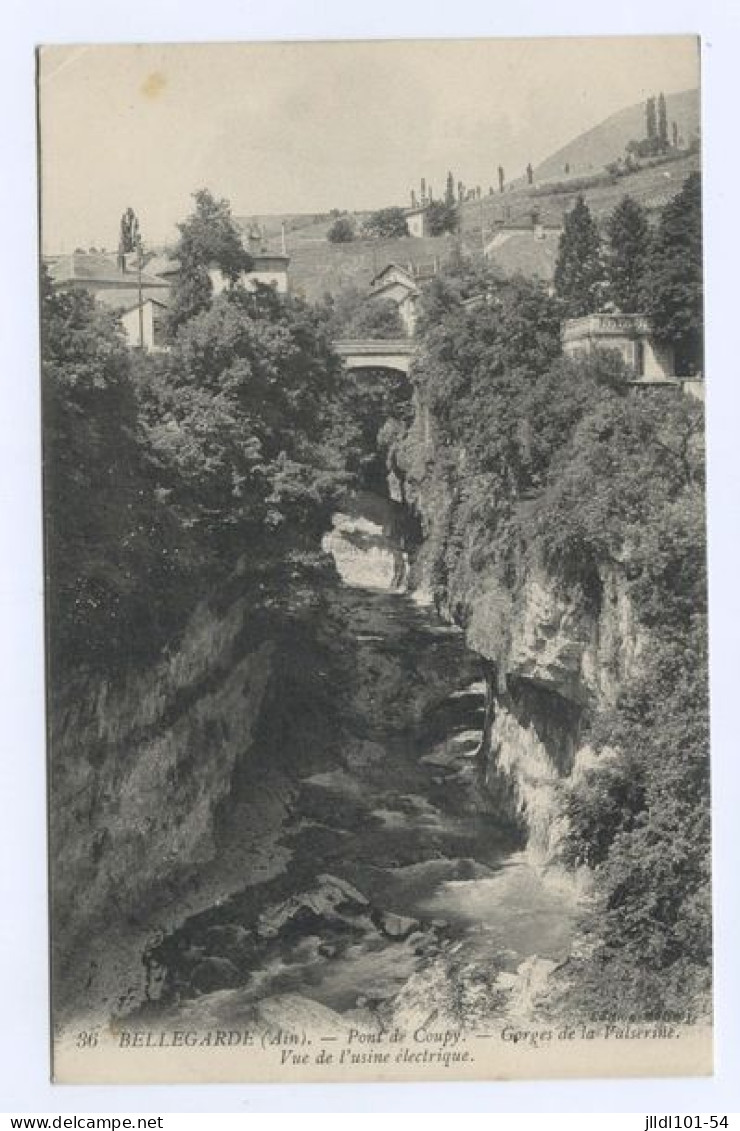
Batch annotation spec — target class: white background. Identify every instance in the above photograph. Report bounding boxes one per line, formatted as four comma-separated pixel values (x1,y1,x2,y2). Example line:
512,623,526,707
1,0,738,1115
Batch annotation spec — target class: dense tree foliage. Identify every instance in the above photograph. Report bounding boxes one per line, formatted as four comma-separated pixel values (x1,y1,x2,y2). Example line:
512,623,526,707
43,265,349,672
41,268,189,669
316,285,405,340
363,207,409,239
426,199,458,236
141,284,347,564
169,190,253,332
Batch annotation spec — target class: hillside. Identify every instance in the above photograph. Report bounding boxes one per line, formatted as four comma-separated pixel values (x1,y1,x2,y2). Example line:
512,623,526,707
237,147,699,299
456,150,700,252
535,88,700,183
286,233,455,303
230,88,701,298
266,148,700,298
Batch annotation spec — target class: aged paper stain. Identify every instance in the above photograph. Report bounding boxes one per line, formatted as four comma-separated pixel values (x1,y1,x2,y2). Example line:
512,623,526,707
141,71,167,99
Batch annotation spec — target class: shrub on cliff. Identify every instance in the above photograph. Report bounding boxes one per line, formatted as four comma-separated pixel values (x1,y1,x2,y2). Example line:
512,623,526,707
559,620,710,1019
529,391,704,599
399,274,634,610
541,390,709,1019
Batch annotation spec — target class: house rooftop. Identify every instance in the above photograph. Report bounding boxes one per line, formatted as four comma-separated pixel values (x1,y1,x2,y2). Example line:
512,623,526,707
49,251,169,289
367,279,419,303
146,251,290,278
370,263,416,287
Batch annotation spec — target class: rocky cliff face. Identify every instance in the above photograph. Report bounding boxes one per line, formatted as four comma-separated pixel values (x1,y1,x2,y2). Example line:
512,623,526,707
416,548,648,863
48,570,355,1021
49,598,281,961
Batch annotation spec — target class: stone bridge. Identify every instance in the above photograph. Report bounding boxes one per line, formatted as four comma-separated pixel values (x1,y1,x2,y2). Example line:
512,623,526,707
333,338,416,375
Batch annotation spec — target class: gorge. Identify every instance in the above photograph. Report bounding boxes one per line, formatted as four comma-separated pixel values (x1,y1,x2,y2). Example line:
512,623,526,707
52,488,588,1040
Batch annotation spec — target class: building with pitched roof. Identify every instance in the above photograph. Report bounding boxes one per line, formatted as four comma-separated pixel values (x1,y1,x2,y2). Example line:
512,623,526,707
46,250,172,351
117,296,170,352
48,251,171,297
367,264,420,335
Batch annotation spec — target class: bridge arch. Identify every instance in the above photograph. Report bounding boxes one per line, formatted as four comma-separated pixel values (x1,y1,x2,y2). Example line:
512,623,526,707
333,338,415,376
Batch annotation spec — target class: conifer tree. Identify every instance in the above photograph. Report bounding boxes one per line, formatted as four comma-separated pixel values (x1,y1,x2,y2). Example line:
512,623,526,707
498,165,505,193
554,195,604,317
526,162,533,185
604,196,650,313
646,96,657,142
641,173,703,374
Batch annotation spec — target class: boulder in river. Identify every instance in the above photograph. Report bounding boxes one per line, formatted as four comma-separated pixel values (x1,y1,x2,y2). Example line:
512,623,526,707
256,874,371,940
377,911,420,939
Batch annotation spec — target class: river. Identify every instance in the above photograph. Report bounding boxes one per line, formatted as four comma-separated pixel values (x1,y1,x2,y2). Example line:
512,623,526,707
127,492,577,1035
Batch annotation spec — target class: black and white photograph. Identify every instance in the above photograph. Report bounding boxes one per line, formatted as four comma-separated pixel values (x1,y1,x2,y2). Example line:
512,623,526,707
37,36,711,1084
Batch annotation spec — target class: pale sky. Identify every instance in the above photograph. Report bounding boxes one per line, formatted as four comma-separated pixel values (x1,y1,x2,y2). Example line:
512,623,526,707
38,37,700,253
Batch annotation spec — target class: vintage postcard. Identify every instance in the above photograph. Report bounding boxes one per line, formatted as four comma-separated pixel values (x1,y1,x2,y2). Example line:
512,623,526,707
39,37,710,1084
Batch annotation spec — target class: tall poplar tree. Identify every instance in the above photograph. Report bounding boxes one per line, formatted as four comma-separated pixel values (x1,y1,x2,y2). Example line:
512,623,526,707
445,171,456,207
646,96,657,143
658,93,669,152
